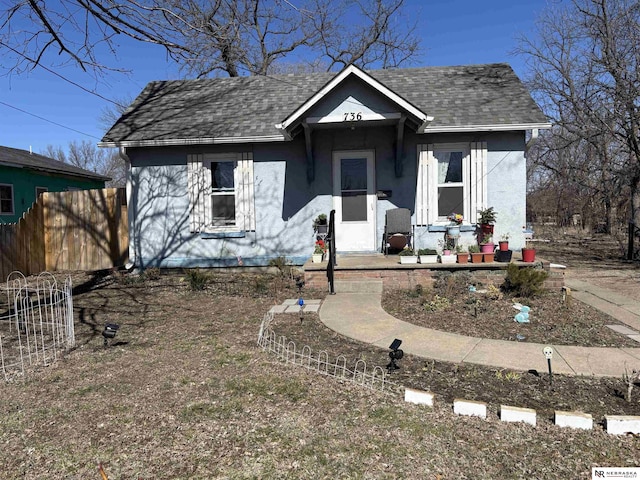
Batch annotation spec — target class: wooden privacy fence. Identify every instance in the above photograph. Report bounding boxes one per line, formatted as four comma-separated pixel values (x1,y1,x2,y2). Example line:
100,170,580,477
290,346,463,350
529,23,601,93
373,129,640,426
0,188,128,278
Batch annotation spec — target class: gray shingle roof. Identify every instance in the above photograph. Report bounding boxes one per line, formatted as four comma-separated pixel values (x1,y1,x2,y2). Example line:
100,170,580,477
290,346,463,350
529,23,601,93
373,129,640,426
0,146,110,181
101,63,548,145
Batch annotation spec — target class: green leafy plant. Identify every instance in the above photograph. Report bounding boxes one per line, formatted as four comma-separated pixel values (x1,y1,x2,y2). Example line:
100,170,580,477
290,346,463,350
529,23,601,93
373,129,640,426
468,244,480,253
423,294,451,312
477,207,497,225
418,248,437,255
500,233,510,241
398,247,416,256
455,245,467,253
184,268,210,291
480,234,493,244
313,214,327,229
501,264,548,298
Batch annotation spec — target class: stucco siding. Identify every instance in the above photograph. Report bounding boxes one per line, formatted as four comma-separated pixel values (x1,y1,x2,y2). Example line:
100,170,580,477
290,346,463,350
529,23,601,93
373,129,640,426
125,129,528,268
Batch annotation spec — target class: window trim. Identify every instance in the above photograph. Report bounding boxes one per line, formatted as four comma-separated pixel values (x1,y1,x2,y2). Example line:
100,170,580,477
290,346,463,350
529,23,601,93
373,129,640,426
187,152,255,234
0,183,14,215
205,155,237,230
416,142,487,226
432,143,470,225
35,186,48,198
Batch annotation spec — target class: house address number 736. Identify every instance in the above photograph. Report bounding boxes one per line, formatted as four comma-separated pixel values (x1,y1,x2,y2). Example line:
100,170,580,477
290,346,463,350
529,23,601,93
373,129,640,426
343,112,363,121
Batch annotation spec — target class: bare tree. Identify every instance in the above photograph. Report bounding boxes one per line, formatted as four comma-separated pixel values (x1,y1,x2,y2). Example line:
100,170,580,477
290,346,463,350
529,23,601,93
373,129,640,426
131,0,420,77
519,0,640,231
43,140,126,187
1,0,419,79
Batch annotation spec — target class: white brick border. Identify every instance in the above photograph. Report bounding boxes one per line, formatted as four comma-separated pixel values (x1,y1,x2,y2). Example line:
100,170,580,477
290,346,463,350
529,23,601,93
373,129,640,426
500,405,536,426
555,411,593,430
453,399,487,418
404,388,434,407
605,415,640,435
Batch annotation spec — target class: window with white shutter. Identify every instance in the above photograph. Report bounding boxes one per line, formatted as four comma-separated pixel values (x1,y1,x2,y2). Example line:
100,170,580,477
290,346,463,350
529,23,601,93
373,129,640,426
187,153,255,233
416,142,487,226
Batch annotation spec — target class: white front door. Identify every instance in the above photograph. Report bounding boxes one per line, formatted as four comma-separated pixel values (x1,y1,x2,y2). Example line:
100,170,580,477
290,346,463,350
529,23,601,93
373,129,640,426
332,150,376,252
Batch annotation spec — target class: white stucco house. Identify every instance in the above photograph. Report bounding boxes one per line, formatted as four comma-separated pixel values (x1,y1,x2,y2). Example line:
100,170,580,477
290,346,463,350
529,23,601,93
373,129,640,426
100,63,550,268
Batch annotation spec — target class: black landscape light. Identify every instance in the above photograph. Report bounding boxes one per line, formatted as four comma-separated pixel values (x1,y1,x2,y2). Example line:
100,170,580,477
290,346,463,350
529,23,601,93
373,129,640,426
102,323,120,347
387,338,404,371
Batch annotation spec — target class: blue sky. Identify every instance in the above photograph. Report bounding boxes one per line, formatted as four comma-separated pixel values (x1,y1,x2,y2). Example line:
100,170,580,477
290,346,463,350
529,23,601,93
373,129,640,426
0,0,548,155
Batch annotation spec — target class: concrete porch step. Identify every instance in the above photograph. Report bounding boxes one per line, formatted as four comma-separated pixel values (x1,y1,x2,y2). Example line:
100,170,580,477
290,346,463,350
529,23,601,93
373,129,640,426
333,279,383,294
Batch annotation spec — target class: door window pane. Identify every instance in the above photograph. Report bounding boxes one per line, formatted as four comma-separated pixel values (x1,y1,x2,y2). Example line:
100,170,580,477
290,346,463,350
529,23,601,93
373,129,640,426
341,158,367,190
342,191,367,221
341,158,367,222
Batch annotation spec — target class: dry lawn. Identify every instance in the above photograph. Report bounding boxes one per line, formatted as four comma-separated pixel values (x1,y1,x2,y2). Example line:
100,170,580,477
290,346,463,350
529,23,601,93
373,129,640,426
0,252,639,478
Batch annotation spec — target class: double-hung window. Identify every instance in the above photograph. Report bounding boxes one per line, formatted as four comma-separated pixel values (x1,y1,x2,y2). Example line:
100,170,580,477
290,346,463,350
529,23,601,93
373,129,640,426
187,153,255,233
210,159,236,226
416,142,487,226
0,184,14,215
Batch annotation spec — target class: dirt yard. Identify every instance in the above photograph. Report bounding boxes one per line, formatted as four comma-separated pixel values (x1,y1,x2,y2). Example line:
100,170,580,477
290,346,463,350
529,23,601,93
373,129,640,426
0,234,639,479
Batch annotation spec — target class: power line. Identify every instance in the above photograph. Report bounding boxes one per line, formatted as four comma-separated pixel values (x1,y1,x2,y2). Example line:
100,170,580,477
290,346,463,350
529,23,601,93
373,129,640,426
0,100,101,139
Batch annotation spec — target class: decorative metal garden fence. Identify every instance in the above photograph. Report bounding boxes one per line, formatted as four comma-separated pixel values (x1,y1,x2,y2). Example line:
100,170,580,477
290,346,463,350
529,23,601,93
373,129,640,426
0,272,75,380
257,311,401,396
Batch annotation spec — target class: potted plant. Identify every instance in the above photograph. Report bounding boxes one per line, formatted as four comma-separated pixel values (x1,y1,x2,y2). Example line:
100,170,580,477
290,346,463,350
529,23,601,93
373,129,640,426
439,248,456,264
468,244,483,263
418,248,438,264
398,247,418,264
313,214,328,234
522,240,536,262
312,241,325,263
479,234,495,253
477,207,497,236
498,233,510,252
447,212,463,238
456,245,469,264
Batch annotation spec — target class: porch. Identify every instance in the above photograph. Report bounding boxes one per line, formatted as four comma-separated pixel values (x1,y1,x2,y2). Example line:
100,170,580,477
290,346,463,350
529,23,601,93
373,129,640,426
303,253,565,292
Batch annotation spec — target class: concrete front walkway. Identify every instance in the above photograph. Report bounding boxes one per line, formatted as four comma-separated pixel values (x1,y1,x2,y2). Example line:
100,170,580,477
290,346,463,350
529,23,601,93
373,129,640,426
319,279,640,378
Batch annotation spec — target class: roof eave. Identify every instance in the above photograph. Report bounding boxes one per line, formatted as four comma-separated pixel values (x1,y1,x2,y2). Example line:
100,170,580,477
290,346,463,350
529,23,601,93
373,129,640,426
421,122,552,133
98,134,287,148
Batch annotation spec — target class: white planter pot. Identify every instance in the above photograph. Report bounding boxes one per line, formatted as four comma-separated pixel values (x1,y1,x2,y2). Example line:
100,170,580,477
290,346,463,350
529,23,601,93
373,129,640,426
440,254,457,264
312,254,323,263
399,256,418,264
419,255,439,264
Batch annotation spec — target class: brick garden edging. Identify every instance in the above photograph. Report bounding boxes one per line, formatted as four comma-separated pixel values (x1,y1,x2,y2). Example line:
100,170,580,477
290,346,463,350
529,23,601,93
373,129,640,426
304,261,564,291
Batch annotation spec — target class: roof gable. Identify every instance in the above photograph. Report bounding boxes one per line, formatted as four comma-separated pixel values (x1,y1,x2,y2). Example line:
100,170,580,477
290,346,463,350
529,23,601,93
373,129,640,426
276,64,432,137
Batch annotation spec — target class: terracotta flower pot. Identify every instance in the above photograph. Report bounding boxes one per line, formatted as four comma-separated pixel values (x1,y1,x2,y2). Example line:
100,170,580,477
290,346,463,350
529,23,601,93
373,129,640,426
457,253,469,264
470,252,483,263
483,253,494,263
498,241,509,252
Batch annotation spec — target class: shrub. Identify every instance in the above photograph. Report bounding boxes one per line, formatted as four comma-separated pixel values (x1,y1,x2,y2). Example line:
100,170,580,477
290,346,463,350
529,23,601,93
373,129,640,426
184,268,210,291
418,248,437,255
502,264,548,298
143,267,161,280
424,294,450,312
434,271,472,297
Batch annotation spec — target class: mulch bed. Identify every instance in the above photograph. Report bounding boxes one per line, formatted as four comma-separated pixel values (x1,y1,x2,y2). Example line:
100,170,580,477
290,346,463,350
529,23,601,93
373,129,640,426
381,274,639,348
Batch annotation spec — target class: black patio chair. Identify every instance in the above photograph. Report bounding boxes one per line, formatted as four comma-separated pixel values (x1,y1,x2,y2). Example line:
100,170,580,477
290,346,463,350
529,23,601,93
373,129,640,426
383,208,414,255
